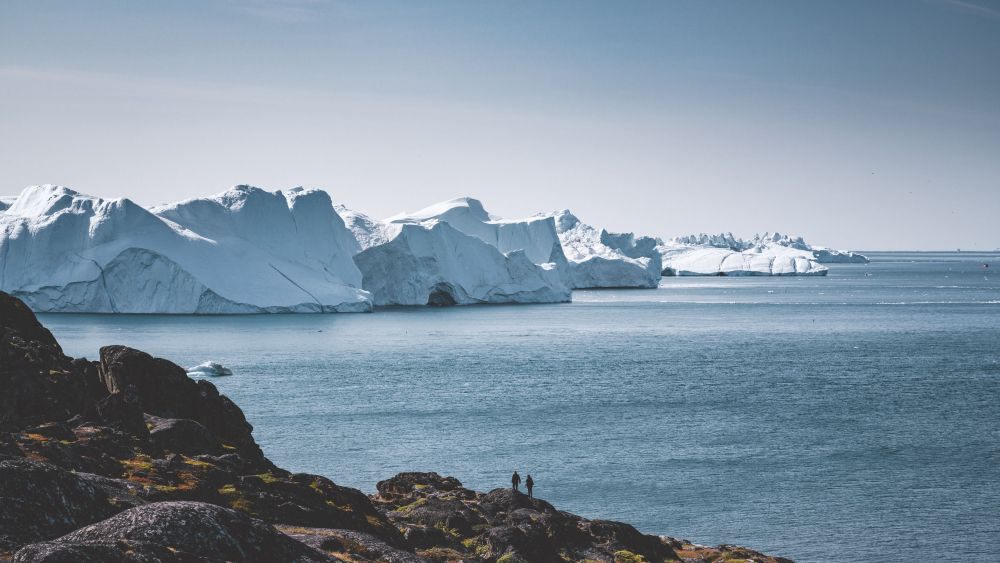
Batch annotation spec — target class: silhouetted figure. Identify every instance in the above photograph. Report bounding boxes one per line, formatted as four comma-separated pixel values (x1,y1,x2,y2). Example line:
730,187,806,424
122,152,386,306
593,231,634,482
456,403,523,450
525,474,534,498
511,471,521,492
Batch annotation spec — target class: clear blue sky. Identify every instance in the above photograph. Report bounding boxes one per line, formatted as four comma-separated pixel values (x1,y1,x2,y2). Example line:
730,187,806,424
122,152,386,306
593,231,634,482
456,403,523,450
2,0,998,249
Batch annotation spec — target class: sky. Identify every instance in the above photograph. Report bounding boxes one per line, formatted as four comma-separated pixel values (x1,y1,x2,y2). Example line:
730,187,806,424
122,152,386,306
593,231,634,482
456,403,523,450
1,0,998,250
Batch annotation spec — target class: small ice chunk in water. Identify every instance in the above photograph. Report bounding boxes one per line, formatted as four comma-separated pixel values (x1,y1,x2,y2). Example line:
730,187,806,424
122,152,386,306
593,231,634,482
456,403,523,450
186,361,233,377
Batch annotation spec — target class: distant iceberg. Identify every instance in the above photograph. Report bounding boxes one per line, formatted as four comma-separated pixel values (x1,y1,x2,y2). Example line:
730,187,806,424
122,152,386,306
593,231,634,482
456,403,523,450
186,361,233,377
669,231,868,265
658,232,836,276
0,185,372,313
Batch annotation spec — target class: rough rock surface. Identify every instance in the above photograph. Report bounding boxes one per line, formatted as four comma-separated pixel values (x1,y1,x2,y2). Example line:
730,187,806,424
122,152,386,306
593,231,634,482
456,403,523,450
14,501,334,562
0,291,793,562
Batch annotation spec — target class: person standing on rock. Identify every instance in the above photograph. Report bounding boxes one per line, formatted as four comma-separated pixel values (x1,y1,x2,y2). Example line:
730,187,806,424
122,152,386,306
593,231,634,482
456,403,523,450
525,474,534,498
512,471,521,492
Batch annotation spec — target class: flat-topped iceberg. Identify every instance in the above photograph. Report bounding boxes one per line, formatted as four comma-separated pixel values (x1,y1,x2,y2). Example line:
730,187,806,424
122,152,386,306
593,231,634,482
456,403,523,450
658,232,830,276
0,184,372,313
658,241,828,276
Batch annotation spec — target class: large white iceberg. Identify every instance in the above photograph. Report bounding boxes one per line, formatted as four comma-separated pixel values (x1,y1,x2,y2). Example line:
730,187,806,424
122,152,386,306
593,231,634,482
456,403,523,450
387,198,660,289
0,184,372,313
658,232,829,276
351,220,571,306
388,198,567,267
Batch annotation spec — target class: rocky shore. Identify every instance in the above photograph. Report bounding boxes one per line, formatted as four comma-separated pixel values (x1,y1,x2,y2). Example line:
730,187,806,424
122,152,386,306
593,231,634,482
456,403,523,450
1,291,792,563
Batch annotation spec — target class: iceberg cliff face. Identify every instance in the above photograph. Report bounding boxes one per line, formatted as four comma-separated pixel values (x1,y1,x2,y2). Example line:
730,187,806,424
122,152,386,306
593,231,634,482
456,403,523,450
389,198,660,289
1,185,371,313
388,198,567,267
543,210,662,288
353,221,571,306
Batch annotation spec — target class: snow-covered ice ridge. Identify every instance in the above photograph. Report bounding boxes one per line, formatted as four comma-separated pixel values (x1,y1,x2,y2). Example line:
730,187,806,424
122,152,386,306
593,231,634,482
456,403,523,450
380,198,661,289
671,231,869,264
539,210,661,288
659,231,840,276
0,185,371,313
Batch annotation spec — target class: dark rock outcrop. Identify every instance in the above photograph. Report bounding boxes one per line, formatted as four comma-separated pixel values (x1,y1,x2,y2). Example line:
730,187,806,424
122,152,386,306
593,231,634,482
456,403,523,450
0,293,105,429
0,457,121,554
98,345,267,469
373,473,679,563
13,501,335,563
147,416,224,456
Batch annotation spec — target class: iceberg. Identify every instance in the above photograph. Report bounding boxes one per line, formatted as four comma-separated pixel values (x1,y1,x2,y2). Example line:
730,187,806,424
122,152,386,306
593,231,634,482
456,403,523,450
750,232,869,264
388,197,567,267
0,185,372,313
339,197,572,305
658,233,829,276
186,361,233,377
670,231,868,264
352,221,571,306
334,204,402,252
541,210,662,288
388,198,660,289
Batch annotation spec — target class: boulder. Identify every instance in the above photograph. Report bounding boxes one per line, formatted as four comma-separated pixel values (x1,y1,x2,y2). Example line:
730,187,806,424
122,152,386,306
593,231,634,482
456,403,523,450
0,457,121,553
279,526,428,563
13,501,335,562
219,472,406,548
147,416,224,456
375,472,469,500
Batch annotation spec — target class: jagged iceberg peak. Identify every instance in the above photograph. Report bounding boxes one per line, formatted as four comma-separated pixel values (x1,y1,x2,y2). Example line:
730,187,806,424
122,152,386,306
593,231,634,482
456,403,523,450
334,204,401,253
536,209,661,288
667,230,868,264
1,184,371,313
671,232,744,251
547,209,581,233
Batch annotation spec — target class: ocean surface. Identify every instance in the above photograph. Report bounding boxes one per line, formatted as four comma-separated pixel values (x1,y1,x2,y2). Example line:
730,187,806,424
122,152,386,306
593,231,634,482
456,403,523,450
40,251,1000,563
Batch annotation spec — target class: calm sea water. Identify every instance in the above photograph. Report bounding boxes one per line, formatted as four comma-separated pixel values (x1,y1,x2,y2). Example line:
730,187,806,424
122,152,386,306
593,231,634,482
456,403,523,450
40,251,1000,563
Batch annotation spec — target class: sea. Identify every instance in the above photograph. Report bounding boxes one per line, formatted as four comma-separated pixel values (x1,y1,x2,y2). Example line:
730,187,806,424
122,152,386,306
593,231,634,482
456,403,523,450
39,251,1000,563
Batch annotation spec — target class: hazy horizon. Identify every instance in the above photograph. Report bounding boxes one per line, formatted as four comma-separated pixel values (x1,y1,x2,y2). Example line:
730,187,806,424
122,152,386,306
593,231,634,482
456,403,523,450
2,1,998,250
